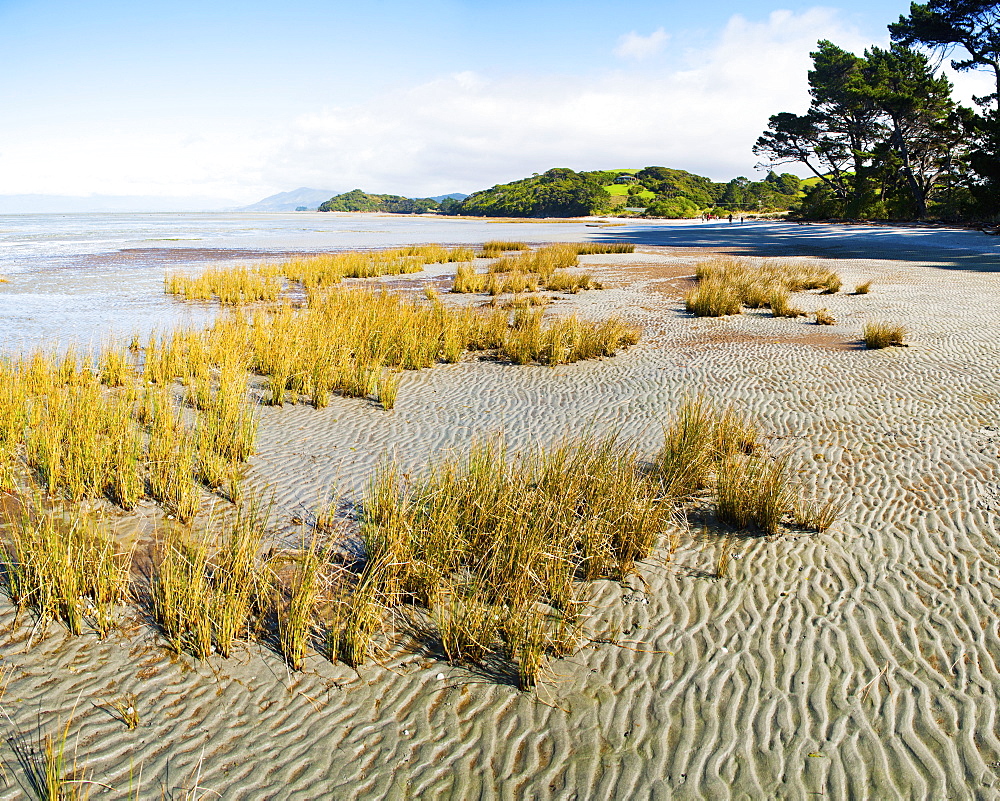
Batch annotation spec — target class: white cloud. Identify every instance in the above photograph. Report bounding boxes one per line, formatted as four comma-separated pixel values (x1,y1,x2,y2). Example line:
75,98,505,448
262,8,868,194
0,8,875,200
614,28,670,60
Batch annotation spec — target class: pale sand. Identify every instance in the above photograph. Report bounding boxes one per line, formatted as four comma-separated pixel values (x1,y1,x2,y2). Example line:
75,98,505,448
3,233,1000,797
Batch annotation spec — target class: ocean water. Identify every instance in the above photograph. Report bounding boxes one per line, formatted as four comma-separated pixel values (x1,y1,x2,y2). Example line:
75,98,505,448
0,211,632,354
2,211,995,354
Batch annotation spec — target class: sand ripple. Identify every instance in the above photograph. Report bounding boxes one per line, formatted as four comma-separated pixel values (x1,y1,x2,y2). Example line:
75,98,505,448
3,250,1000,797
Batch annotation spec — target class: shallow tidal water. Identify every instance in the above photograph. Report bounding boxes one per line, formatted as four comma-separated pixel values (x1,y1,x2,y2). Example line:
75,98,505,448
0,211,995,354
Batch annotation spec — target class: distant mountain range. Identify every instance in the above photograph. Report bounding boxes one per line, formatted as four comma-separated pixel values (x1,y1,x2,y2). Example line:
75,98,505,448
0,189,472,215
235,187,341,212
0,194,235,214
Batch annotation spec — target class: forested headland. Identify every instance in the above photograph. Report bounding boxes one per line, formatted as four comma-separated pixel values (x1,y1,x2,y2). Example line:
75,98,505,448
318,189,441,214
318,168,803,220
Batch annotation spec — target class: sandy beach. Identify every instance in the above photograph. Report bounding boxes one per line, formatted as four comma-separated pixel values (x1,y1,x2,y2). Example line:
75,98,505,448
2,221,1000,798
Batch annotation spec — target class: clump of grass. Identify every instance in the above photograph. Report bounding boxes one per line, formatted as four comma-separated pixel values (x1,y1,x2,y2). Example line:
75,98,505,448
326,556,391,668
150,527,213,658
685,280,742,317
98,348,132,387
458,244,600,297
854,281,872,295
793,495,843,532
769,287,805,318
1,495,133,639
435,587,501,665
106,694,140,730
689,257,842,317
544,271,600,293
820,273,842,294
9,715,88,801
814,308,836,325
452,264,487,293
574,243,634,255
716,453,790,535
276,541,322,670
653,396,759,499
482,240,530,254
863,321,906,349
376,370,401,410
166,265,282,305
347,433,672,682
149,501,271,660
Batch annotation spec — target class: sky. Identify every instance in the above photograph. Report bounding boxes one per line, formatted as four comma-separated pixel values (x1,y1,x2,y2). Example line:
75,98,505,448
0,0,993,205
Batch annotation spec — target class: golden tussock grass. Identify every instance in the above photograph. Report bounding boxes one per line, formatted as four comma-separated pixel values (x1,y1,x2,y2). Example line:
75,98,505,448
863,321,906,349
1,493,133,639
351,433,671,685
574,243,634,255
685,280,743,317
854,280,873,295
482,240,529,254
0,389,839,689
166,245,475,302
716,453,790,535
456,244,604,296
814,308,836,325
653,396,760,500
687,257,841,318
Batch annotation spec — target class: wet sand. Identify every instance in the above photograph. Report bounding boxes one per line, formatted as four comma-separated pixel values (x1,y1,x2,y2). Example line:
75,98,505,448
2,233,1000,798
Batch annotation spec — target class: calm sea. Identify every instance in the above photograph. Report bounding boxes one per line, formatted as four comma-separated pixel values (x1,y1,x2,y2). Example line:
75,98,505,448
0,211,636,354
3,211,991,354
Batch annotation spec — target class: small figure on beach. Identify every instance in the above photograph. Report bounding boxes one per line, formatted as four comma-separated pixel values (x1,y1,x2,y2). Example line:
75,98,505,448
728,214,733,224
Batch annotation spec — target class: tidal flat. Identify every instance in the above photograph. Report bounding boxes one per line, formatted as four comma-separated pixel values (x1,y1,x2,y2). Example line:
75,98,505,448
1,215,1000,798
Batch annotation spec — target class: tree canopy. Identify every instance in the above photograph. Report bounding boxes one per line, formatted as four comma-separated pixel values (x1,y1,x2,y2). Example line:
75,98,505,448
890,1,1000,214
451,168,612,217
318,189,440,214
755,40,961,218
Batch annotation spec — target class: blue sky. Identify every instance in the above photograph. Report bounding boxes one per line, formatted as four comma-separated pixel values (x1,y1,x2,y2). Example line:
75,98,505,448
0,0,989,203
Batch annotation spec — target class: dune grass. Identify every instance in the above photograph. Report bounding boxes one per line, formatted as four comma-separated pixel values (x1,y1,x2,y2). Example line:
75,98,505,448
716,453,790,535
653,396,760,499
454,244,606,296
165,245,476,302
352,433,671,687
686,257,841,318
0,391,835,688
863,321,906,349
1,494,133,639
685,280,742,317
574,243,634,255
482,240,529,254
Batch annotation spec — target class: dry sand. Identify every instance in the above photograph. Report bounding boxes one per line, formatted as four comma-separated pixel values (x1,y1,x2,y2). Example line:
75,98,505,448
3,231,1000,798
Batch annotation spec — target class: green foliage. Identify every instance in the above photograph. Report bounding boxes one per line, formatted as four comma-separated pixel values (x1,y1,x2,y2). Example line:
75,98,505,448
453,168,612,217
319,189,440,214
757,39,963,220
643,196,701,218
891,1,1000,218
634,166,723,206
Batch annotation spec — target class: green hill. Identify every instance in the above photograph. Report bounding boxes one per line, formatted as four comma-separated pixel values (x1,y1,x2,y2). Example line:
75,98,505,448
448,167,803,218
456,168,612,217
318,189,440,214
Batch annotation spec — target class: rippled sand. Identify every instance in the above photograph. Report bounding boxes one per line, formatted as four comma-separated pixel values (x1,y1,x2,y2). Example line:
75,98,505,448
3,237,1000,798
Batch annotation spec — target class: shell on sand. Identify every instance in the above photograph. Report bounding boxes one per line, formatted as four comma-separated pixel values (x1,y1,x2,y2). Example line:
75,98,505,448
3,231,1000,799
